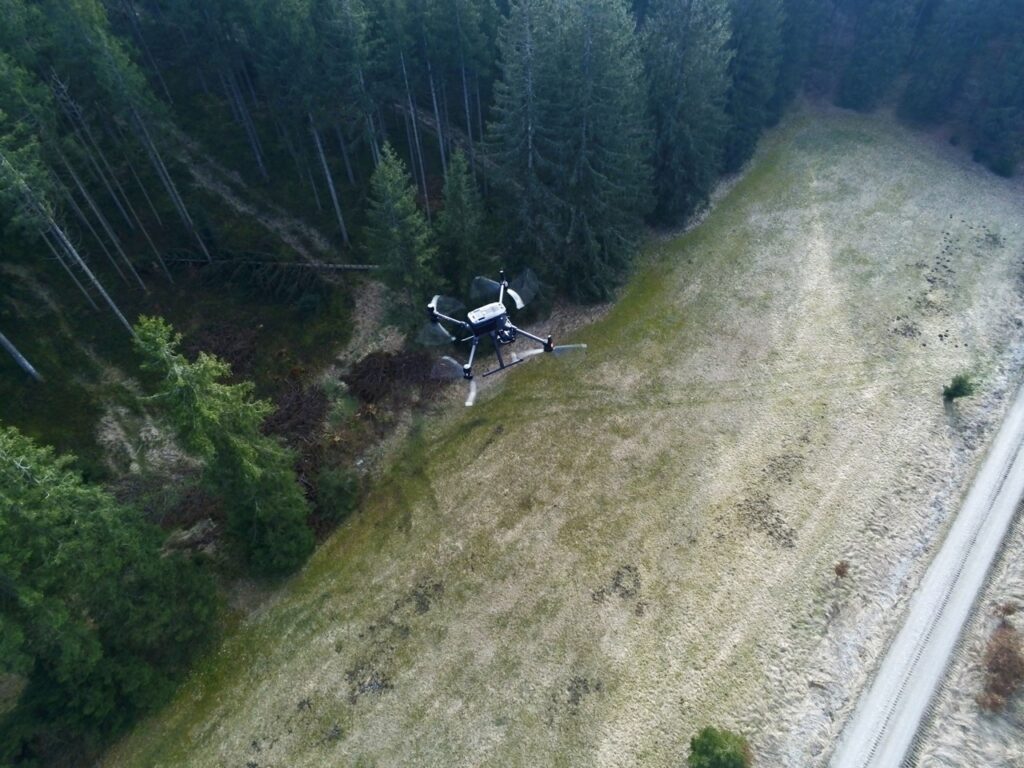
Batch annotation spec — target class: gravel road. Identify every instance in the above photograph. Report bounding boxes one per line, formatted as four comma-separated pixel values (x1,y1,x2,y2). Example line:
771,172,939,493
830,384,1024,768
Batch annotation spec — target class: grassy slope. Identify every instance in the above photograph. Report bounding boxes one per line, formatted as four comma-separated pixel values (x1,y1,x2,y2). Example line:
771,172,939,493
105,106,1024,767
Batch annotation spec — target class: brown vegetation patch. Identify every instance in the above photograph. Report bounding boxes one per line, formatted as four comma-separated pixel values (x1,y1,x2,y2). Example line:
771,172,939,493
592,564,642,604
183,322,258,380
343,350,445,410
977,621,1024,712
737,494,797,548
263,383,328,448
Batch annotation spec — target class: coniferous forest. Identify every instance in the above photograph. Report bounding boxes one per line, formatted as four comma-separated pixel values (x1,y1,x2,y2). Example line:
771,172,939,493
1,0,1023,763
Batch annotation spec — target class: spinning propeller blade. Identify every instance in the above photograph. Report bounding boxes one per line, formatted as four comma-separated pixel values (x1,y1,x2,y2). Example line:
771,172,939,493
469,275,502,303
431,355,464,380
510,268,539,307
516,348,545,360
552,343,587,357
417,321,456,346
428,295,466,316
431,356,477,406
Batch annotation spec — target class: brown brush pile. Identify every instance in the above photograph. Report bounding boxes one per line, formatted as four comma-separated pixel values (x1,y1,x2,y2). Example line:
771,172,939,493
977,620,1024,712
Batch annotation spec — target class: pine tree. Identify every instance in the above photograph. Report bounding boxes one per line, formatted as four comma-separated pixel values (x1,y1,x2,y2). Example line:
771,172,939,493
133,316,314,576
767,0,825,123
488,0,563,266
722,0,784,172
436,149,485,293
551,0,652,301
0,426,218,760
363,143,439,330
899,0,985,124
835,0,919,112
644,0,734,224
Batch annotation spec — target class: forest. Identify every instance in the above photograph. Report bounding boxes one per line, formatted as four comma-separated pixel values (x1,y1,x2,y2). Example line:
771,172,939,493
1,0,1022,764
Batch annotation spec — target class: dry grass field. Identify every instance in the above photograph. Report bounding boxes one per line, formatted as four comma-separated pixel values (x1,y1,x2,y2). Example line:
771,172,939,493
105,104,1024,767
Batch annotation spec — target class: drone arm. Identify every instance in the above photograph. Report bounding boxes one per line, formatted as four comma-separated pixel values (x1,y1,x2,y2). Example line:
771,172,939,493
464,336,480,376
433,311,469,330
510,325,552,350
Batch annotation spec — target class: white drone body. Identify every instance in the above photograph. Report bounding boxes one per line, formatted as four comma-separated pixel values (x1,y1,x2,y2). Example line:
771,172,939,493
421,270,586,406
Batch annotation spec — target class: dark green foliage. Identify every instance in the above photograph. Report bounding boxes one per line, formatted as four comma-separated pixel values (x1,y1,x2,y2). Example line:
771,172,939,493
488,0,564,265
943,373,975,401
768,0,826,123
687,725,752,768
549,0,652,301
644,0,733,224
315,465,360,523
364,144,440,330
436,150,486,293
490,0,651,300
133,316,314,576
836,0,919,112
722,0,784,172
0,426,218,761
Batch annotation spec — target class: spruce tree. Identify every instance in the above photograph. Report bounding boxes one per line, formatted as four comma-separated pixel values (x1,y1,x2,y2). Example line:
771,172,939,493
835,0,919,112
644,0,734,224
436,149,485,293
551,0,652,301
0,426,218,760
133,317,314,576
722,0,784,172
364,143,439,330
488,0,563,266
767,0,825,123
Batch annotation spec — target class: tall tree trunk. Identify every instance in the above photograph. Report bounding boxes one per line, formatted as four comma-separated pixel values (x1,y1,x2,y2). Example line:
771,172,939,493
131,107,212,261
121,0,173,104
43,230,100,310
50,220,135,335
426,61,448,183
1,143,133,334
119,135,164,226
57,148,147,291
0,331,43,382
306,163,323,211
460,64,476,174
334,125,356,185
400,52,431,220
309,115,350,245
227,68,269,181
62,186,127,283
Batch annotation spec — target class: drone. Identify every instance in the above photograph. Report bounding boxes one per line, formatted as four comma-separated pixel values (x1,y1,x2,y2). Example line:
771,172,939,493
419,269,587,406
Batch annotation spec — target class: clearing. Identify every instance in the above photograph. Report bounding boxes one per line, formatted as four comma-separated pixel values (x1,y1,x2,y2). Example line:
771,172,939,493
105,104,1024,767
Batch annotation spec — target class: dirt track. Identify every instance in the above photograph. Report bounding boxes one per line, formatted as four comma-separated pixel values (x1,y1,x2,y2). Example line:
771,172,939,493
105,105,1024,767
830,382,1024,767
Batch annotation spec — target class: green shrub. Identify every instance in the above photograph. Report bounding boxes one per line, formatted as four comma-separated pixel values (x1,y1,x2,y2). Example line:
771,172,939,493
687,726,751,768
316,466,360,523
943,373,975,401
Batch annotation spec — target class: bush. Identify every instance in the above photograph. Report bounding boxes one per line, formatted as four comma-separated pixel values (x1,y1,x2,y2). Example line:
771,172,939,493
316,466,360,524
688,726,752,768
943,373,975,401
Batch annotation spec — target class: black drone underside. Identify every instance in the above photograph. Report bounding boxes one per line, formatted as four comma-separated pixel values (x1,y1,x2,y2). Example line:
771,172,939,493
419,270,586,406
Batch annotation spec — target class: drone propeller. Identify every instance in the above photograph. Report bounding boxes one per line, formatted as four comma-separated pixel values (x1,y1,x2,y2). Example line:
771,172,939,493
427,294,466,316
512,343,587,364
469,275,502,304
431,355,477,406
417,321,456,346
469,272,534,311
510,268,539,307
552,343,587,357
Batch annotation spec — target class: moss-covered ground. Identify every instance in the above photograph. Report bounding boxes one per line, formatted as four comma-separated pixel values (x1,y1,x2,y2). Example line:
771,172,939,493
103,105,1024,767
